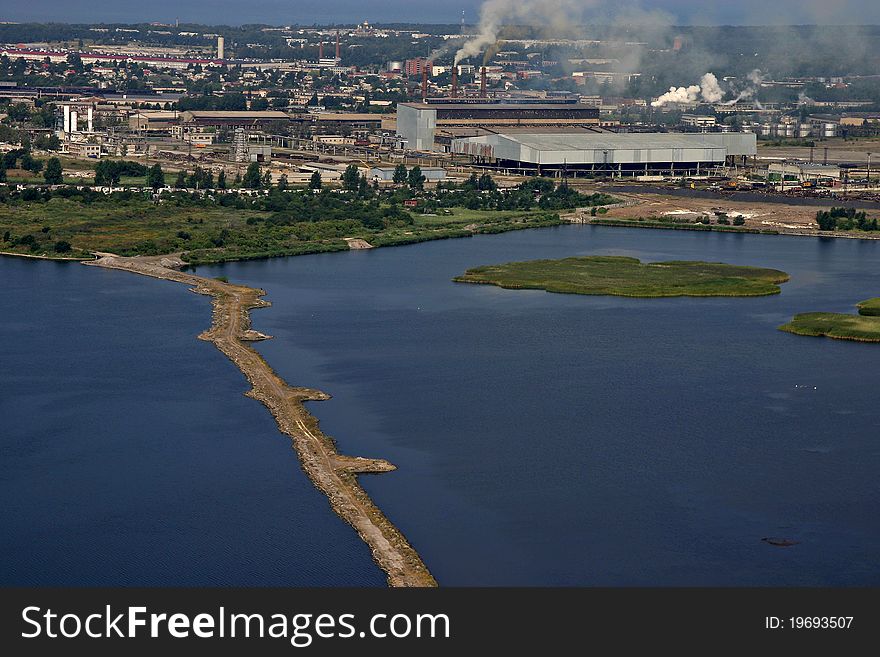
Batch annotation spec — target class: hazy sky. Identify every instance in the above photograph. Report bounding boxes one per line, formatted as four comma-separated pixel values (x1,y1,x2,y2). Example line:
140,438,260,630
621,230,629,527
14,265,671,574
2,0,879,26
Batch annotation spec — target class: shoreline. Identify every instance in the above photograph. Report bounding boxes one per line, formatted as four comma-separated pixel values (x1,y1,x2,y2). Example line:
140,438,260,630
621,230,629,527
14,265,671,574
582,218,880,240
0,250,90,261
3,215,879,267
85,254,436,588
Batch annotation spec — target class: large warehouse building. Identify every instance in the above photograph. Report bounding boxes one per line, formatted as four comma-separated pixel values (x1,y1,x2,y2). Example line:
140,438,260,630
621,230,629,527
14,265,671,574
451,132,757,176
397,102,601,151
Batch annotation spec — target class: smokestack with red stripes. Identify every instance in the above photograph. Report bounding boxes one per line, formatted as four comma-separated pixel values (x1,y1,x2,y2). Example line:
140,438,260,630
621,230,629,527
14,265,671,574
480,66,487,98
451,65,458,98
336,31,340,60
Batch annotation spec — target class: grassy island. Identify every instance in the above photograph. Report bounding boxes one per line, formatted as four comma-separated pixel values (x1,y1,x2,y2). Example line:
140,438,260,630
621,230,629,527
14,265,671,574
453,256,790,297
857,297,880,316
779,298,880,342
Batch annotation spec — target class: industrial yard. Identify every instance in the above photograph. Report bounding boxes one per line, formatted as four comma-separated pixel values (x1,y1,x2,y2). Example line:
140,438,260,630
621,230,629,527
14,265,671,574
596,193,844,234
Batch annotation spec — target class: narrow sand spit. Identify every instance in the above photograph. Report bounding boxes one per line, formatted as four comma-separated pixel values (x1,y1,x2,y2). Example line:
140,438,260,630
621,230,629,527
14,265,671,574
87,254,436,587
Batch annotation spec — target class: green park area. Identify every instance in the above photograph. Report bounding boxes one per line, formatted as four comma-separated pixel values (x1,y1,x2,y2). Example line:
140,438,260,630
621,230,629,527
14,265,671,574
454,256,790,297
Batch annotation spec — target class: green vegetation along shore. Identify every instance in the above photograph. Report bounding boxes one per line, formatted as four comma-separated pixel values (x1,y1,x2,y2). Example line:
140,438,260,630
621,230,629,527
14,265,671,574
779,298,880,342
453,256,790,297
0,169,613,265
588,217,780,235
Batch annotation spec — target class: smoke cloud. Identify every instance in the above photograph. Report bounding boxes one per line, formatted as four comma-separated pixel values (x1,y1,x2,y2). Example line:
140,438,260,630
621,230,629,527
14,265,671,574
651,72,725,106
698,73,724,103
652,84,701,107
719,69,764,106
455,0,597,64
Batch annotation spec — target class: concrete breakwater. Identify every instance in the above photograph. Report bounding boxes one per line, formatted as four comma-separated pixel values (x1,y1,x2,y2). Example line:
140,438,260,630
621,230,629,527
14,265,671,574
86,254,436,587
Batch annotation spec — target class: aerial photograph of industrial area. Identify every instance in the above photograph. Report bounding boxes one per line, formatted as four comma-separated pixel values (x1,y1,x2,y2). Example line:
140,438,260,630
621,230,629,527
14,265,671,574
1,0,878,649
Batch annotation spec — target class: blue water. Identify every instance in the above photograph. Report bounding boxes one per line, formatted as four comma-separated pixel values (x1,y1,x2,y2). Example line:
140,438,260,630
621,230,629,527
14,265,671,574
0,258,384,586
196,226,880,586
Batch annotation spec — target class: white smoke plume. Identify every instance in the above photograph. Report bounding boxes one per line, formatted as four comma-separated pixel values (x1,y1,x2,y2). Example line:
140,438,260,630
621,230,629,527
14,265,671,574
651,84,701,107
454,0,595,64
719,69,764,106
698,72,724,103
798,91,815,106
428,46,449,63
651,72,725,107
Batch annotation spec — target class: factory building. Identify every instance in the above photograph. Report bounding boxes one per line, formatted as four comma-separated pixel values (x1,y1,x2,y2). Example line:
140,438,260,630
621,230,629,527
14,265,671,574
680,114,717,129
451,132,757,176
172,110,290,141
129,110,180,132
397,102,601,151
404,58,432,77
313,112,384,135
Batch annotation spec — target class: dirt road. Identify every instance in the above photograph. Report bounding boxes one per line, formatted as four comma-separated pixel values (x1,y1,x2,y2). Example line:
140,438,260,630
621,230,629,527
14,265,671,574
86,254,436,587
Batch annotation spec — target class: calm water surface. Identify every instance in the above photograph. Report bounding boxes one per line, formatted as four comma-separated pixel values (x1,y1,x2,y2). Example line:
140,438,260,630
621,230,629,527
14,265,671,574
0,258,383,586
201,226,880,586
4,225,879,585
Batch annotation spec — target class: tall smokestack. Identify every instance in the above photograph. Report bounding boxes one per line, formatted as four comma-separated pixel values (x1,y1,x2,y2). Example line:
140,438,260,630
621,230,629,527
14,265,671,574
451,65,458,98
422,64,429,102
319,41,324,59
480,66,487,98
217,36,224,60
336,31,340,60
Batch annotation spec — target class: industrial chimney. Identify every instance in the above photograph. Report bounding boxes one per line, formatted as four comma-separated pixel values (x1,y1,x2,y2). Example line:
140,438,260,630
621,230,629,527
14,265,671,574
421,65,429,102
319,41,324,60
336,31,340,60
451,65,458,98
217,36,225,60
480,66,487,98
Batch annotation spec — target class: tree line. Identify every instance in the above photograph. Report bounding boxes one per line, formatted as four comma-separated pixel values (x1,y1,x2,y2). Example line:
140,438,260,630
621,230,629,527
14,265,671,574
816,207,879,231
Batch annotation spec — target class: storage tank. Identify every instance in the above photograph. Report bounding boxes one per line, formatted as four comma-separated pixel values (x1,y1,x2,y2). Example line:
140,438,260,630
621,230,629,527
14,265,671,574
387,61,403,73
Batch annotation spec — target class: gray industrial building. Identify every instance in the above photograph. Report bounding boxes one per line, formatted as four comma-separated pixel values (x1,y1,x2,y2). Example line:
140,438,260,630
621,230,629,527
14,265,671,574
397,102,600,151
451,132,757,176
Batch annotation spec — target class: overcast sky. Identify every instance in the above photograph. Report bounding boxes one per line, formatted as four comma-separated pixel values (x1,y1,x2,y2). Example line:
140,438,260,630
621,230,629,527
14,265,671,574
2,0,878,26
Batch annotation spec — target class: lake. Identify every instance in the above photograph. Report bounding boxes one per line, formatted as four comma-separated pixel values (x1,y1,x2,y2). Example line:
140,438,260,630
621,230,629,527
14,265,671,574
4,224,879,585
0,257,383,586
202,225,880,586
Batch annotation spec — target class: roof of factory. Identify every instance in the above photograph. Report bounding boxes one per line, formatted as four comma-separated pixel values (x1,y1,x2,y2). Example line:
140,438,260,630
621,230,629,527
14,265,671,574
475,132,728,151
400,102,593,112
315,113,383,121
181,110,290,120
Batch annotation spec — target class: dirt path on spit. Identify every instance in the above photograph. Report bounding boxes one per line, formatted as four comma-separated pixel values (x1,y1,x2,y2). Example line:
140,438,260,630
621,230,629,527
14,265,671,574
86,254,437,588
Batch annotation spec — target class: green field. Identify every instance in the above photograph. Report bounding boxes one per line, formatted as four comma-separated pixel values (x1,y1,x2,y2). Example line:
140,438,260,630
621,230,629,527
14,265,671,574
779,297,880,342
0,195,565,265
453,256,790,297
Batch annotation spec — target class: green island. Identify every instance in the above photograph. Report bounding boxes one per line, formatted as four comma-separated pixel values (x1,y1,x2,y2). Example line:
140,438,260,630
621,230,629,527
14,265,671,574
778,298,880,342
453,256,790,297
